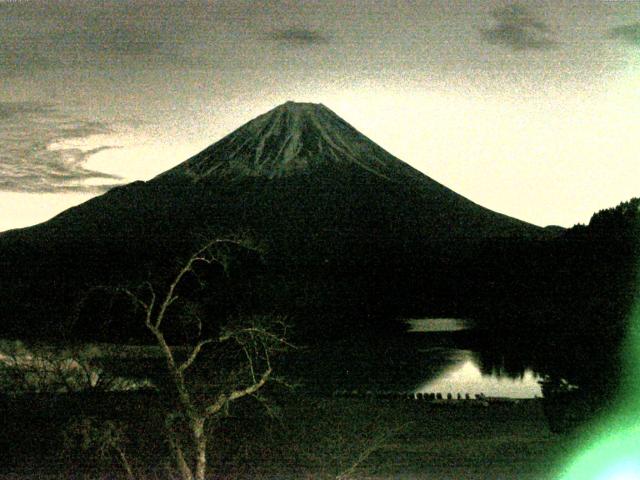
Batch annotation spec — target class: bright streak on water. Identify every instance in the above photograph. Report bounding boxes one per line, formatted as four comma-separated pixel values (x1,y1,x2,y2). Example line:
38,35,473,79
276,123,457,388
405,318,471,333
414,350,542,399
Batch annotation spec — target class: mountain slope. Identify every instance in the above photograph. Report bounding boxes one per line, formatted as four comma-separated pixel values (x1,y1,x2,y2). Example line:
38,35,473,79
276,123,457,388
0,101,551,340
158,101,403,180
152,101,543,241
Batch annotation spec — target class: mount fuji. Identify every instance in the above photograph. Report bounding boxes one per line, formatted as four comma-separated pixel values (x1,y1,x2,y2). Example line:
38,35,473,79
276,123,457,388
0,101,552,340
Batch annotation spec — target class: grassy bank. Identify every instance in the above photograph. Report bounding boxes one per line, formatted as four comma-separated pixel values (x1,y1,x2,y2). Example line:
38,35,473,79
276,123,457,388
0,391,574,479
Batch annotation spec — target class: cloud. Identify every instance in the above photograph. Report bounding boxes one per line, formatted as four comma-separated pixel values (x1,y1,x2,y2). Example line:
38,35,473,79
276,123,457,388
0,2,185,75
0,102,123,193
480,4,558,51
609,23,640,46
50,17,173,57
269,28,329,46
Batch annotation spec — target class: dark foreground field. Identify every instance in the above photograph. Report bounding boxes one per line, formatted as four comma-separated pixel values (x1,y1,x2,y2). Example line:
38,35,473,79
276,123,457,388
0,392,575,479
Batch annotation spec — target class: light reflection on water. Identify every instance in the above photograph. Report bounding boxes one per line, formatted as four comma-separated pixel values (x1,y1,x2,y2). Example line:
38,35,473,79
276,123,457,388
405,318,472,333
413,349,542,398
405,319,542,399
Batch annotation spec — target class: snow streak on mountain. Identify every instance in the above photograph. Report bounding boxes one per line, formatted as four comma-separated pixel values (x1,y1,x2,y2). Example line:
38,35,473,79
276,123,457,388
158,101,417,181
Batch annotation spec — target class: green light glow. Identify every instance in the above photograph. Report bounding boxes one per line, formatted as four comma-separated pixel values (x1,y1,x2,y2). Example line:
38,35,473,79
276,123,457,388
597,461,640,480
556,228,640,480
557,423,640,480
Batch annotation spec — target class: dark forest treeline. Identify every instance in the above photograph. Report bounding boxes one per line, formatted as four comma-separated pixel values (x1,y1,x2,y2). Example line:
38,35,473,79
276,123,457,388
481,198,639,415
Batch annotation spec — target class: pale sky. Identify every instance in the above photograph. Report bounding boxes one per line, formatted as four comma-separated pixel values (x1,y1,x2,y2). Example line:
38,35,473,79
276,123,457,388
1,0,639,232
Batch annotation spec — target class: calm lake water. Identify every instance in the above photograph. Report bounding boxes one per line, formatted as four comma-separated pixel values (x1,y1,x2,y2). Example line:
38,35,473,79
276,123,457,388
405,318,472,333
406,319,542,398
1,319,543,398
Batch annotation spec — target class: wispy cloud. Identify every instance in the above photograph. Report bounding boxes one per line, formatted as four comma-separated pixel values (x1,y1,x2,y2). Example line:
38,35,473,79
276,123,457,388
269,27,329,46
609,23,640,46
480,4,558,51
0,102,123,193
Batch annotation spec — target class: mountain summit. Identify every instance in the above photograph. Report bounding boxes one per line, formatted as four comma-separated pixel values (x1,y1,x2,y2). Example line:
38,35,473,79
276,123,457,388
148,100,542,240
158,101,412,181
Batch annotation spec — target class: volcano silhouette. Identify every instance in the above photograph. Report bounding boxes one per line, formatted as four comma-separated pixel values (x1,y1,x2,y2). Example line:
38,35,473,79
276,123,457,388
0,101,549,340
151,101,543,243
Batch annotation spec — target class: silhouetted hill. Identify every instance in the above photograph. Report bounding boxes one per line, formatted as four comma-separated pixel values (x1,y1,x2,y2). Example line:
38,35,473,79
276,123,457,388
473,197,639,417
0,102,554,341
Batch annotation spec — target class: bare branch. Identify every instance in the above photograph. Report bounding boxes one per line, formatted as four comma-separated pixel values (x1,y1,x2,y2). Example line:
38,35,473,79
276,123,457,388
219,327,295,349
336,423,408,480
122,287,156,328
263,338,273,371
240,343,257,383
178,339,213,374
205,367,272,418
252,392,282,422
228,367,272,402
122,289,149,313
114,445,136,480
154,238,240,330
165,422,194,480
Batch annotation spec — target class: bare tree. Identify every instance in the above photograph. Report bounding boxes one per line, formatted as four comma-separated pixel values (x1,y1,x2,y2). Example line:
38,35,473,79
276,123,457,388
120,238,291,480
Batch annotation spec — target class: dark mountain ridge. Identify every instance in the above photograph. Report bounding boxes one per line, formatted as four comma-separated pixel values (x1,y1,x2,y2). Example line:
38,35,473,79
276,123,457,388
0,101,555,340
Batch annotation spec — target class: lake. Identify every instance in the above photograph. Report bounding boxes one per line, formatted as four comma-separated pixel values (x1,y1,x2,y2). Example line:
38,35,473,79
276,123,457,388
0,320,544,399
406,318,542,399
